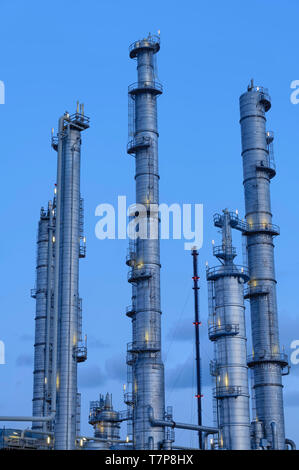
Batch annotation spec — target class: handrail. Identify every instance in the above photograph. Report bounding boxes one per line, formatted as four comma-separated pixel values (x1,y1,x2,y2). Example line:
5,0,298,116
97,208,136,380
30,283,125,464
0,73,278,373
128,81,163,94
206,265,249,279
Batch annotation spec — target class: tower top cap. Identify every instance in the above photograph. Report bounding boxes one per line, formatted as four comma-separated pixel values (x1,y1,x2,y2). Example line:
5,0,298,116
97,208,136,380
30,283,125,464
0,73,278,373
129,33,160,58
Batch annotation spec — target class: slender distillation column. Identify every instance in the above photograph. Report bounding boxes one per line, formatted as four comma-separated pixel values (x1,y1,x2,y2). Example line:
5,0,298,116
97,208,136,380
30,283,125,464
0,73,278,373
32,202,55,432
239,82,288,449
207,210,251,450
51,108,89,449
125,35,165,450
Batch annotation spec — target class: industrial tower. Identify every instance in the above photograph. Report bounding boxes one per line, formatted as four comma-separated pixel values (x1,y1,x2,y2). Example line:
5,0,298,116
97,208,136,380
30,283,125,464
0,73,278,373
51,108,89,449
125,34,166,450
31,107,89,449
207,210,251,450
239,82,289,449
32,202,55,432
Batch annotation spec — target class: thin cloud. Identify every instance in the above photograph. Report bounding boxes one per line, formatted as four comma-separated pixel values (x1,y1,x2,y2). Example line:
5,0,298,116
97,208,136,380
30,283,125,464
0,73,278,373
105,355,126,382
16,354,33,367
78,365,106,388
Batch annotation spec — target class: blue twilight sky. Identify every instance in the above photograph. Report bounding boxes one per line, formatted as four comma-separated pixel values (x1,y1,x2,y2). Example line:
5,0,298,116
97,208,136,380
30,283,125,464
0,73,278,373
0,0,298,447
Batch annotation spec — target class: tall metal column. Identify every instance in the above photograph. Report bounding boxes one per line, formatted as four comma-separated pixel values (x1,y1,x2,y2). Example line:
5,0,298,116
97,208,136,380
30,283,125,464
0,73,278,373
207,210,251,450
191,249,202,449
239,82,288,449
126,34,165,450
31,203,55,431
51,108,89,449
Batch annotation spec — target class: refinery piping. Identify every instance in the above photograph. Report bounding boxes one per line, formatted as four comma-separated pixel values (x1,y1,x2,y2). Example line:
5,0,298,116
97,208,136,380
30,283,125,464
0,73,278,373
0,35,295,451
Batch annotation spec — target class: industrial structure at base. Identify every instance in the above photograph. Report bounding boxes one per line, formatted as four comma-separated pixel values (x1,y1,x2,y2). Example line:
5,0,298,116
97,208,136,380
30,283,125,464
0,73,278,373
0,35,295,451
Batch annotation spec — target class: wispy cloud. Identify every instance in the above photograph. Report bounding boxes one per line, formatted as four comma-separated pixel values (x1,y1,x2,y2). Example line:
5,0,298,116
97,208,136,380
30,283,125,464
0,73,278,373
105,355,126,382
78,365,106,388
166,355,211,391
88,336,109,349
16,354,33,367
19,334,34,342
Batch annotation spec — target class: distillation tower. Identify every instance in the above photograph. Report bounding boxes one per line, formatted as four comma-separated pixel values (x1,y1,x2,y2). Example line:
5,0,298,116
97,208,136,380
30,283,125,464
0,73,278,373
207,210,251,450
239,82,289,449
51,107,89,449
88,394,121,449
31,201,55,432
125,34,166,450
29,107,90,449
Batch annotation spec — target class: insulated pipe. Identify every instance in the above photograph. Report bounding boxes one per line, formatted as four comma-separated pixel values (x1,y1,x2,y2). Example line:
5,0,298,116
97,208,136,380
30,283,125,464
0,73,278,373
271,422,278,450
0,416,53,422
76,436,132,444
51,113,67,422
285,438,296,450
148,406,218,434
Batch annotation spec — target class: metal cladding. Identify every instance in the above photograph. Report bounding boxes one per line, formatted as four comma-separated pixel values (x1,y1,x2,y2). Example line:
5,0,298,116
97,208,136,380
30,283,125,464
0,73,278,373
207,210,251,450
51,109,89,449
89,394,121,449
32,203,55,431
126,34,165,450
239,82,288,449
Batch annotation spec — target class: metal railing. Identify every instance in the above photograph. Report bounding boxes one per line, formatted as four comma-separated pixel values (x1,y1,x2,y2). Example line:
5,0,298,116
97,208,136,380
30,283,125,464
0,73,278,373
124,393,135,406
129,35,160,55
74,344,87,363
51,136,58,150
127,341,160,353
30,288,37,299
244,285,269,299
213,245,237,258
128,267,152,283
245,222,280,236
79,236,86,258
208,323,240,341
128,80,163,95
127,135,151,154
247,352,288,367
69,112,90,127
126,305,136,317
214,386,249,399
206,265,250,281
214,212,248,233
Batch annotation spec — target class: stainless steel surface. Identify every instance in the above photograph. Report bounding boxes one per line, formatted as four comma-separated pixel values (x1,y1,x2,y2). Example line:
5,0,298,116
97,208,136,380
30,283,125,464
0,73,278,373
89,393,121,444
32,203,55,432
239,82,287,449
148,406,219,433
207,210,251,450
52,111,89,449
126,34,165,450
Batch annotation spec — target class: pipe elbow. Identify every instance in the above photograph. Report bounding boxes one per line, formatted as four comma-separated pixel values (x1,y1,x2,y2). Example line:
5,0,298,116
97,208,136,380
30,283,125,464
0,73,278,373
285,438,296,450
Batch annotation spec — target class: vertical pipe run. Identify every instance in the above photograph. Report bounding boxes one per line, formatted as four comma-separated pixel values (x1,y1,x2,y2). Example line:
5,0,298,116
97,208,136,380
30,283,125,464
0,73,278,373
191,249,202,449
239,83,287,449
44,201,54,431
127,35,165,450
